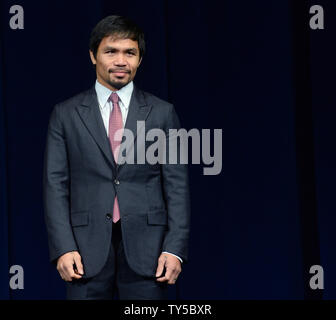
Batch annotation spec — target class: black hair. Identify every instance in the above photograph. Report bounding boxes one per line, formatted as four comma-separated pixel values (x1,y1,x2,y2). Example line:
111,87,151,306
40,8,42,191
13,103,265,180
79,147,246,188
89,15,145,59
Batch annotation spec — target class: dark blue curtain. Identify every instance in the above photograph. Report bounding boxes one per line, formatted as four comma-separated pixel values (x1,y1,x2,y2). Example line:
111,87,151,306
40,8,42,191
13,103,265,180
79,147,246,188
0,0,334,299
0,24,9,300
309,0,336,299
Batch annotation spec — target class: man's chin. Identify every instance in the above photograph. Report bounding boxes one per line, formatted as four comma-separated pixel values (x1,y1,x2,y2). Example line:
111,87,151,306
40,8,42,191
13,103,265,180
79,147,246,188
108,79,128,90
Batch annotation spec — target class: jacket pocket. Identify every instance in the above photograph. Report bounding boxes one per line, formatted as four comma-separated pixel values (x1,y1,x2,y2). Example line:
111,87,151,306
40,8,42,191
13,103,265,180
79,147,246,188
70,211,89,227
147,210,168,225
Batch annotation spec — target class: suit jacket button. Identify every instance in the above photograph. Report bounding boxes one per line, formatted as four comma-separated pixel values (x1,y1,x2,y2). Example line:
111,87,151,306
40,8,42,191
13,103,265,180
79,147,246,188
114,179,120,185
106,213,112,220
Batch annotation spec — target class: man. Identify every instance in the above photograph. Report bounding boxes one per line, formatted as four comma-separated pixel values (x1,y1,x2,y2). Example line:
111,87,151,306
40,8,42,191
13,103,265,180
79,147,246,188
43,15,190,300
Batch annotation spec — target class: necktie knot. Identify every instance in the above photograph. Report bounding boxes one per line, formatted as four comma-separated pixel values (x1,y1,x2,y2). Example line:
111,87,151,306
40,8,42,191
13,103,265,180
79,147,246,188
110,92,119,105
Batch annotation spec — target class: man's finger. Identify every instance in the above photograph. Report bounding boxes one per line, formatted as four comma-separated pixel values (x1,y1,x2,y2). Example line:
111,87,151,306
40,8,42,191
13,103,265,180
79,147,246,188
61,270,72,282
156,266,173,282
155,257,166,277
71,273,82,280
58,270,65,281
168,271,180,284
73,253,84,275
156,275,168,282
157,264,181,283
163,266,174,280
64,264,80,280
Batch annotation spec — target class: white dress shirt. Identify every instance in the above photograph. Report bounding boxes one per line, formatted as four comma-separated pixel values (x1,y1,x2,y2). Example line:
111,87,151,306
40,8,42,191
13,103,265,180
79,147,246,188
95,80,183,264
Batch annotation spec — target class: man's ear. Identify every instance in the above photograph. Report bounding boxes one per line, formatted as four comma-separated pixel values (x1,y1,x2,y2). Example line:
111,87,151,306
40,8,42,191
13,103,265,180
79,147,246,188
89,50,96,65
138,56,142,67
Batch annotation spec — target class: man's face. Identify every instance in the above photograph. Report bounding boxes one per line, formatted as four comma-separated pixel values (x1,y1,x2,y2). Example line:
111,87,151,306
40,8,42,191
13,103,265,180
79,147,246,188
90,35,142,91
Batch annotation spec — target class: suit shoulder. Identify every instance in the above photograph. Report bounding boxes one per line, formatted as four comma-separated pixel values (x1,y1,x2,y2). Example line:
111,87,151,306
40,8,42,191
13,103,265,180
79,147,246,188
141,90,173,110
55,88,93,111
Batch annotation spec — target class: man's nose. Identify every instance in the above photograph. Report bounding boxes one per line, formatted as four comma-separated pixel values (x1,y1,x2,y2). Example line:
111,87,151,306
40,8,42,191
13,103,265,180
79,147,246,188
114,53,127,66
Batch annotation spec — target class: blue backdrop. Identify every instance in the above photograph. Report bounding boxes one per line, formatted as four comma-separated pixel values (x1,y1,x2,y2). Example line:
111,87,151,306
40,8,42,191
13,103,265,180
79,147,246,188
0,0,334,299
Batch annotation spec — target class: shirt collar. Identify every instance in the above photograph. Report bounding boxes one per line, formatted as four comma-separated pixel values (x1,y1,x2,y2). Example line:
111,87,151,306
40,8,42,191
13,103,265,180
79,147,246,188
95,79,134,109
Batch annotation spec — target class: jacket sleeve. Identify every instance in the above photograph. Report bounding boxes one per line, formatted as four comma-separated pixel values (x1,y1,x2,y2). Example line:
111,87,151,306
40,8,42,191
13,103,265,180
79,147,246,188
43,104,78,264
161,104,191,263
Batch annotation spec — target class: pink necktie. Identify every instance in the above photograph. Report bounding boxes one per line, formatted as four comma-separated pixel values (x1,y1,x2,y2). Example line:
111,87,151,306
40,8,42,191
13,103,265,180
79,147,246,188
108,92,123,223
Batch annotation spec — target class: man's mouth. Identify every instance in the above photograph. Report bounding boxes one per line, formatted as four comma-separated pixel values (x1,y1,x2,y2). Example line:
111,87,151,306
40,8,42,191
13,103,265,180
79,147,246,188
109,69,130,77
113,71,128,77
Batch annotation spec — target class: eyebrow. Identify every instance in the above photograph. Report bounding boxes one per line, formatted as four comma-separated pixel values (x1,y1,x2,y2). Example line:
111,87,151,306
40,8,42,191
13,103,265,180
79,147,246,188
103,46,138,52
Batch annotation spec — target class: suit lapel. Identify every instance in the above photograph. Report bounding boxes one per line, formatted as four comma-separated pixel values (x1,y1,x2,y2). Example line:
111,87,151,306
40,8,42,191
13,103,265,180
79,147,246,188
76,86,116,169
75,85,152,171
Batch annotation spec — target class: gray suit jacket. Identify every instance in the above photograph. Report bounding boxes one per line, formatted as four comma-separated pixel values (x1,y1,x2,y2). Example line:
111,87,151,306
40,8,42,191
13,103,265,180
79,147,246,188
43,84,190,278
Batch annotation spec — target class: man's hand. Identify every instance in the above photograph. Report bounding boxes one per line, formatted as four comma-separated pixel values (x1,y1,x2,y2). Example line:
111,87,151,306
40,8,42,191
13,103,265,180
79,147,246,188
56,251,84,282
155,253,181,284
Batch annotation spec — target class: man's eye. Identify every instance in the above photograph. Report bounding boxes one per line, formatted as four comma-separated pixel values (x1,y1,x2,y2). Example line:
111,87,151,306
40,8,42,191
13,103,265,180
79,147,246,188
127,52,135,56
